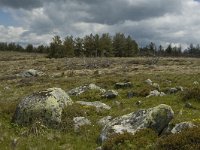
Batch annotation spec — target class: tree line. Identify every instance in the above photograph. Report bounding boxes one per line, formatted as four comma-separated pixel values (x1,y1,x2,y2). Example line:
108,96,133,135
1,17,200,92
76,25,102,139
0,33,200,57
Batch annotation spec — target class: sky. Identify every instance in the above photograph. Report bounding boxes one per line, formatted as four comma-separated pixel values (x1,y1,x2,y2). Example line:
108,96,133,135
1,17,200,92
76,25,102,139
0,0,200,49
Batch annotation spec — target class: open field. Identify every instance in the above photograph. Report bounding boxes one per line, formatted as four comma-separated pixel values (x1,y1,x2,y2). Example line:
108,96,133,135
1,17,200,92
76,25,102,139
0,51,200,149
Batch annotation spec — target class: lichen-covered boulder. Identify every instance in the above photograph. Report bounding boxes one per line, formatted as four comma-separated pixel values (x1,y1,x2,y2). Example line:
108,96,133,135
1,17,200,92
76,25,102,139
99,104,174,142
171,122,196,134
98,116,112,126
12,88,73,127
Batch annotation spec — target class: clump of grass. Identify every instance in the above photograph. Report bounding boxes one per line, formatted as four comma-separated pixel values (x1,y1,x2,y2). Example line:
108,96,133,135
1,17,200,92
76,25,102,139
182,87,200,101
61,104,87,132
156,127,200,150
74,90,103,102
102,129,158,150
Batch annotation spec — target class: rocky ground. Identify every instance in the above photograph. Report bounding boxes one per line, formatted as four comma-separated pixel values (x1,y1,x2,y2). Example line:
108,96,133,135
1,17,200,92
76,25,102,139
0,51,200,150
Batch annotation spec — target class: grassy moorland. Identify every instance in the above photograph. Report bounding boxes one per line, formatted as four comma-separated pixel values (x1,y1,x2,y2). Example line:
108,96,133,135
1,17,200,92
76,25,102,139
0,51,200,149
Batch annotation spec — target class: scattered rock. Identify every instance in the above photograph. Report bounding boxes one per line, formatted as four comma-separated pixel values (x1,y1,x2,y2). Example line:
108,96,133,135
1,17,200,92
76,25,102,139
169,88,178,94
12,88,73,127
185,102,193,108
146,90,166,98
145,79,153,85
94,70,103,75
115,82,132,89
135,100,142,106
67,83,105,96
171,122,197,134
102,90,118,99
193,81,199,85
152,83,160,90
169,87,183,94
76,101,111,110
73,117,91,131
17,69,44,78
127,91,135,99
88,84,106,93
99,104,174,142
176,86,184,92
96,146,102,150
98,116,112,126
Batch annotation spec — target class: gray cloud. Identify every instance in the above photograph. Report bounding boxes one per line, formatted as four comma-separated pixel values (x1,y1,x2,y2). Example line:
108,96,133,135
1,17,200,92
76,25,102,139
1,0,200,48
0,0,43,9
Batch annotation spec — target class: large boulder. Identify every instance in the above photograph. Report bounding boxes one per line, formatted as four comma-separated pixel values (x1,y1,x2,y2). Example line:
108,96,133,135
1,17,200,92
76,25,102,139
12,88,73,127
99,104,174,142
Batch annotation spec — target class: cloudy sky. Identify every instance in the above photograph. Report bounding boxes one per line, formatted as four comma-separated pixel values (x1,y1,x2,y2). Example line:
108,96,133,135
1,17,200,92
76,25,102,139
0,0,200,48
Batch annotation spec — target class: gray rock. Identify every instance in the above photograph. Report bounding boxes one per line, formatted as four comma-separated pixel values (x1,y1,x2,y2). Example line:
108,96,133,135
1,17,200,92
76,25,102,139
115,82,132,89
102,90,118,99
193,81,199,85
99,104,174,142
12,88,73,127
152,83,160,90
169,88,178,94
176,86,184,92
145,79,153,85
169,86,184,94
73,117,91,131
185,102,193,108
96,146,102,150
146,90,166,98
171,122,196,134
135,100,142,106
18,69,44,78
98,116,112,126
67,83,105,96
76,101,111,110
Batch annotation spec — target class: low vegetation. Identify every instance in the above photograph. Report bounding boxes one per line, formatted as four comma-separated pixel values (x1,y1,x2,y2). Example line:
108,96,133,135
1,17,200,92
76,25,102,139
0,51,200,149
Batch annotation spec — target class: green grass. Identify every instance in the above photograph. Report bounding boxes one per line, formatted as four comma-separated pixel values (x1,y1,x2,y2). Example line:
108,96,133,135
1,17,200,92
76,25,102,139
0,52,200,149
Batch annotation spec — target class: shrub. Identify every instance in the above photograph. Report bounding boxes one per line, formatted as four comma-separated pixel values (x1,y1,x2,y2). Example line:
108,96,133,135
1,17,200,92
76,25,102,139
156,127,200,150
102,129,158,150
182,87,200,101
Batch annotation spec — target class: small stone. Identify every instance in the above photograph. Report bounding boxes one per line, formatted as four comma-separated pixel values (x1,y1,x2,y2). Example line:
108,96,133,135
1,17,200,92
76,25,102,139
73,117,91,132
185,102,193,108
135,101,141,106
193,81,199,85
152,83,160,90
169,88,178,94
76,101,111,110
171,122,196,134
103,90,118,99
115,82,132,89
145,79,153,85
127,91,135,99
